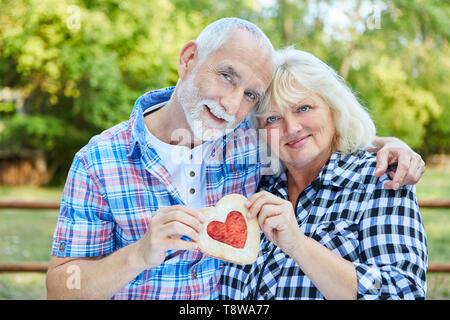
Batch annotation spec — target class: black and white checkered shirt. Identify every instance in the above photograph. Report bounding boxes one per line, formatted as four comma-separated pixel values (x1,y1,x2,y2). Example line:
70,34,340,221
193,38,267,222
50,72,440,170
220,151,427,300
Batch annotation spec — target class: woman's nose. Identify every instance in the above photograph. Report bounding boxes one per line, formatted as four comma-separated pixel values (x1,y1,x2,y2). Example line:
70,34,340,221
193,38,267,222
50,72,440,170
284,114,303,135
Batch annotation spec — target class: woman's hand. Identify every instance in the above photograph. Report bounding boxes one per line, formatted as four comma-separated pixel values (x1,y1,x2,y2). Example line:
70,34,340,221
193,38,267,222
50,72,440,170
247,191,358,300
246,191,305,255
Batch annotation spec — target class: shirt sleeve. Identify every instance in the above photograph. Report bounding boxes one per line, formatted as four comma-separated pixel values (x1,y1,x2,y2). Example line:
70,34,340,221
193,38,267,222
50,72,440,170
51,154,115,258
354,184,428,300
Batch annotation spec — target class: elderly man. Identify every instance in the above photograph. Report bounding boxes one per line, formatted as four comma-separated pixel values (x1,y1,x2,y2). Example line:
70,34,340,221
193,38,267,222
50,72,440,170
46,17,425,300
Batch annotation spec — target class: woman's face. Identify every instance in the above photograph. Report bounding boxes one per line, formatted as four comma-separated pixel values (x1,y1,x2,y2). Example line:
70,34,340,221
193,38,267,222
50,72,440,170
259,91,336,171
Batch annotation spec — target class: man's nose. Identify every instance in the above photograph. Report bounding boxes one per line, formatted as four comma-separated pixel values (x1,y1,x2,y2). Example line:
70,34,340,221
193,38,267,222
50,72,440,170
221,91,242,116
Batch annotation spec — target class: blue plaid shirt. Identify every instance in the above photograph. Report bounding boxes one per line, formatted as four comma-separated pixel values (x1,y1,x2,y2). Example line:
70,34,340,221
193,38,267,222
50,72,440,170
51,87,263,299
220,151,428,300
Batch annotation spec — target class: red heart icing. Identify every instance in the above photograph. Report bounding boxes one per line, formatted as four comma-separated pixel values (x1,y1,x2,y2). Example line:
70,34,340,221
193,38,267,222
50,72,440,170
207,211,247,248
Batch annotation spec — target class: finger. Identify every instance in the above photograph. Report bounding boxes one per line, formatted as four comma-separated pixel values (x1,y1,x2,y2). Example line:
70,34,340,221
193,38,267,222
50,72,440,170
247,192,282,219
383,180,394,190
390,152,411,190
161,220,200,242
247,192,271,218
409,155,425,185
164,238,198,251
382,171,396,189
419,158,426,177
261,215,276,242
263,225,274,243
162,210,204,233
403,155,422,185
161,205,205,222
246,191,269,209
262,215,284,243
175,205,206,223
415,155,426,178
375,149,390,177
155,205,203,225
257,204,282,230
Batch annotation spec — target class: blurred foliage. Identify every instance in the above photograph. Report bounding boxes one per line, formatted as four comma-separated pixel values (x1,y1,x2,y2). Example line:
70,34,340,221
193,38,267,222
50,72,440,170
0,0,448,184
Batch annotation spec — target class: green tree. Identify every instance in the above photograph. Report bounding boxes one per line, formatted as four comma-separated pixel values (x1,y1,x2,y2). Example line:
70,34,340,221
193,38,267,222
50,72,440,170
350,0,450,152
0,0,238,183
259,0,449,153
0,0,448,186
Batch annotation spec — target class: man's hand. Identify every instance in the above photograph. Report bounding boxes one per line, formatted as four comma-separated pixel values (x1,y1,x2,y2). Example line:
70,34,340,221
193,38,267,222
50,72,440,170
136,205,204,269
46,205,204,300
372,137,425,190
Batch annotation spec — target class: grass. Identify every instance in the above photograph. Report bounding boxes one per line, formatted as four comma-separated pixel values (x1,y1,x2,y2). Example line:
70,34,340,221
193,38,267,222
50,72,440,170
0,209,58,262
415,167,450,300
415,169,450,200
0,210,57,300
0,167,449,300
0,187,62,300
421,209,450,262
427,274,450,300
0,273,47,300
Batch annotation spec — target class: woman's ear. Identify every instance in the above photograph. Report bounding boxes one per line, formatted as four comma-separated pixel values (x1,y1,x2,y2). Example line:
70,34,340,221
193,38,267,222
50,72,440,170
178,40,199,79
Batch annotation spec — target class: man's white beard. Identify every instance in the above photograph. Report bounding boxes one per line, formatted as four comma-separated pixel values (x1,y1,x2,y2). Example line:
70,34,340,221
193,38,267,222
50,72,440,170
177,73,237,142
188,99,236,141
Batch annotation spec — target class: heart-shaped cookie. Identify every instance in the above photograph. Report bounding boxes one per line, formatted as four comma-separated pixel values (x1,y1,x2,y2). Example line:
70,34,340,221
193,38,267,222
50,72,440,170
197,194,260,264
207,210,247,248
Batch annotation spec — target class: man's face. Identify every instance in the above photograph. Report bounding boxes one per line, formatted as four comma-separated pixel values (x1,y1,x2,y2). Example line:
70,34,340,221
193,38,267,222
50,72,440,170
177,30,274,141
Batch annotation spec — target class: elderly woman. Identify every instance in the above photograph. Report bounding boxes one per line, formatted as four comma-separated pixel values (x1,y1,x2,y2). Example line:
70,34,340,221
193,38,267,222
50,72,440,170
219,48,428,300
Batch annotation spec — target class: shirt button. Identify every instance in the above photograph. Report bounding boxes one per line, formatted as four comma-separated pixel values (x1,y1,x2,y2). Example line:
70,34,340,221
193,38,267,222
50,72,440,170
189,188,195,194
191,272,198,279
189,154,193,160
189,171,195,177
59,244,65,251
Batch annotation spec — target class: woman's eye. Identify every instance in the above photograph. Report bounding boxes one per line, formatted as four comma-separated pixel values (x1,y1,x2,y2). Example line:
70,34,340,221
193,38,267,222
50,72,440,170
266,115,279,124
298,105,310,112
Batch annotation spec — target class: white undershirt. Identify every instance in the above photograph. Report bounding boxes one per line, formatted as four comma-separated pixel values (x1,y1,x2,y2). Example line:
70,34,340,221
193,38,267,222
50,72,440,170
144,103,210,210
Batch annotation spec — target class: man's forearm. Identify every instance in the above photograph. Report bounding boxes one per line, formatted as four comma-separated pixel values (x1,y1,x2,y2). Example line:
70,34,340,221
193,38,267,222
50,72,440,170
46,241,146,299
369,136,399,152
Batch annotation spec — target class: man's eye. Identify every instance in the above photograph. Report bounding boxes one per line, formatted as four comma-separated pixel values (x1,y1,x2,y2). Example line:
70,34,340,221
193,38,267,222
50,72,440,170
222,73,232,81
245,91,256,101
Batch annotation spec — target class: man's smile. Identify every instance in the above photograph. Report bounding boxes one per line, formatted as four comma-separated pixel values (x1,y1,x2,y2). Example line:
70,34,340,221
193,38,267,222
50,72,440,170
204,104,227,125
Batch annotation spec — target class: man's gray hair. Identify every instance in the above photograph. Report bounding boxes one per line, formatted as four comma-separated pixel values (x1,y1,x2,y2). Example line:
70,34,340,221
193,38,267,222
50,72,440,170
195,17,275,63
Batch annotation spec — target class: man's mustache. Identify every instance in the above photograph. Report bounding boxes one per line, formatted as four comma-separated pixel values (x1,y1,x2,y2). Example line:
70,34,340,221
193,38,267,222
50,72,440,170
199,99,236,126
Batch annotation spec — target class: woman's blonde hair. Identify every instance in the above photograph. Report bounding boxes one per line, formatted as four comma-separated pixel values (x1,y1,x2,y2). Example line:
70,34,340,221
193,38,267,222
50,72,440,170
255,47,376,154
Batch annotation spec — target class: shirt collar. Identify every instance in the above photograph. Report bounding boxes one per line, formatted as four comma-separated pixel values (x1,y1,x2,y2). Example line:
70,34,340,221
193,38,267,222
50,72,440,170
318,151,366,190
127,87,175,157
